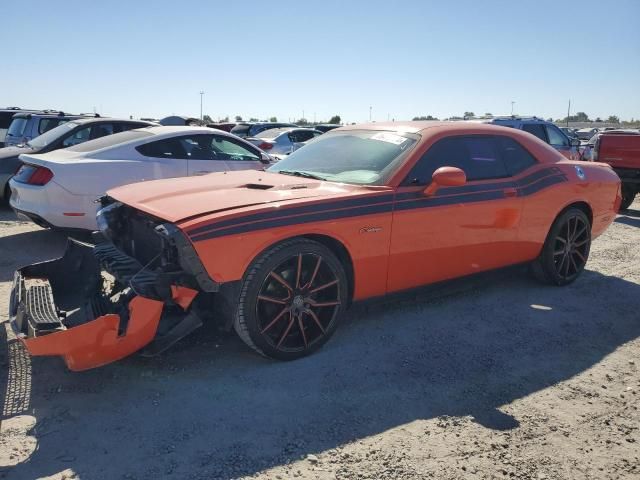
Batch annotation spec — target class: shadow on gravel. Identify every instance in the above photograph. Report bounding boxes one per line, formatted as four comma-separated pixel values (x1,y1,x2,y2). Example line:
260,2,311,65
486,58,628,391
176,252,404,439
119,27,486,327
616,209,640,228
0,229,68,282
2,267,640,479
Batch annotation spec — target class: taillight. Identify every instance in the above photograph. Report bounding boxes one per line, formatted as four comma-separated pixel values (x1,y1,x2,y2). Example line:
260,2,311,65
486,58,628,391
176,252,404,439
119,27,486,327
258,142,273,150
14,164,54,186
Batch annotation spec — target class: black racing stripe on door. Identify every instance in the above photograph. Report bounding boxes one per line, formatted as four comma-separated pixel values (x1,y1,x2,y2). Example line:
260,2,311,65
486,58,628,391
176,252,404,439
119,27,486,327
517,174,567,196
393,189,507,211
394,166,562,200
186,192,396,237
190,202,395,242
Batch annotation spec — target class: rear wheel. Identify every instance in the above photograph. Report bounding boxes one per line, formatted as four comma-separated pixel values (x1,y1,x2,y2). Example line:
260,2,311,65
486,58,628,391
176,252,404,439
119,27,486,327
620,183,636,211
531,208,591,286
234,238,348,360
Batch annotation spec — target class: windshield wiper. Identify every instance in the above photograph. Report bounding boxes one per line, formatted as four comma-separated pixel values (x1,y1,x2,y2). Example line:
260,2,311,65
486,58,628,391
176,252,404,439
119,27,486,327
277,170,326,181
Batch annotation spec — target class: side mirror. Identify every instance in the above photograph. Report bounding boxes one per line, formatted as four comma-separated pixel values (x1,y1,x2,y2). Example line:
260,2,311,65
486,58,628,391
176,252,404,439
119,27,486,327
570,138,581,147
423,166,466,196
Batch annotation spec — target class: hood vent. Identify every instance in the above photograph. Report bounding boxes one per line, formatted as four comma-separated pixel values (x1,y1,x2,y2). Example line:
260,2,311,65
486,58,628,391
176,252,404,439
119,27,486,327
244,183,274,190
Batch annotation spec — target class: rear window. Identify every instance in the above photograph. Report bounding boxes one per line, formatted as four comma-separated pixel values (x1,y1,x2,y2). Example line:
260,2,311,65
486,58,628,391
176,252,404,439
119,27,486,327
7,117,28,137
66,129,154,152
230,124,251,135
256,128,289,139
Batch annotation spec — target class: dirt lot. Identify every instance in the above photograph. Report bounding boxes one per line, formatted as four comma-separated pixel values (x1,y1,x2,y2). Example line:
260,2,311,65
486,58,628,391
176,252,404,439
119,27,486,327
0,201,639,480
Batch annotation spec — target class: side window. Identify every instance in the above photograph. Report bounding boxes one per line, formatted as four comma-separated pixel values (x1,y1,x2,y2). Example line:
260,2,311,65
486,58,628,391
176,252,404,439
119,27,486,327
402,136,508,185
90,123,114,140
136,137,188,159
291,131,315,142
495,136,537,176
545,125,569,147
211,136,260,161
39,118,67,134
62,126,92,147
522,124,548,143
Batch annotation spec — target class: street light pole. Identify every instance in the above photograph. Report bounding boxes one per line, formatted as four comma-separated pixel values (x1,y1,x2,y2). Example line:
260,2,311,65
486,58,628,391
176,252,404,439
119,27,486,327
369,106,372,122
511,101,515,116
199,91,205,121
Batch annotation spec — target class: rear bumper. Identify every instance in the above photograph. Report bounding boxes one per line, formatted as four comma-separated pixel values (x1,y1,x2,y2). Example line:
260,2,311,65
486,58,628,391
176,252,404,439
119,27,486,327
9,239,198,371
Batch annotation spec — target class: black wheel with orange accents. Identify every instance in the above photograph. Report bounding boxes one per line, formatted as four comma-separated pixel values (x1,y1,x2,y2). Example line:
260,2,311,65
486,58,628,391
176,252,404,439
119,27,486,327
531,207,591,286
234,238,348,360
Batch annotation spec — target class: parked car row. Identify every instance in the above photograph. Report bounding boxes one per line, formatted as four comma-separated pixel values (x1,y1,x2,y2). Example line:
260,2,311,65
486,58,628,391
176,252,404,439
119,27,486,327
2,109,638,241
0,117,154,202
9,126,273,230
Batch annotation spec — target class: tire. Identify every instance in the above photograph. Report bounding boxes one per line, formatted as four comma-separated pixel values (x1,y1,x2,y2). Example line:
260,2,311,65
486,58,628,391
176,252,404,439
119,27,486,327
531,207,591,286
234,238,348,360
620,183,636,211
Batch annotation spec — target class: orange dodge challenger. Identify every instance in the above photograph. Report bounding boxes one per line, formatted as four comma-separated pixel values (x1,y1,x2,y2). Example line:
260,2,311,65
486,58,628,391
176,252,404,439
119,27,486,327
9,122,621,370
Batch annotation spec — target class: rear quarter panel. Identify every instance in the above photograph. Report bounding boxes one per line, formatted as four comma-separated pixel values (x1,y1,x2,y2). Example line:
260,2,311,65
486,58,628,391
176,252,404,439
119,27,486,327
518,162,620,256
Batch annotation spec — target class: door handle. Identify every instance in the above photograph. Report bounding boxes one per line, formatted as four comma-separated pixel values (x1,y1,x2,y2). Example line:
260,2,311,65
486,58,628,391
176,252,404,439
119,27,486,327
504,187,518,198
194,170,211,175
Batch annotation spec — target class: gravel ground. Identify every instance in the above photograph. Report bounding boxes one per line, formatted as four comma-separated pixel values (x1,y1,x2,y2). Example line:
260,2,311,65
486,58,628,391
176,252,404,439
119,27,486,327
0,201,639,480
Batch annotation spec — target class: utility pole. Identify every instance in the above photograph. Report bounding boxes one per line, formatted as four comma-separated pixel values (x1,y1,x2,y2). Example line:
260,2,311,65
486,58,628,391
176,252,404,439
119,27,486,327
369,106,372,122
199,91,205,121
511,101,515,116
567,99,571,127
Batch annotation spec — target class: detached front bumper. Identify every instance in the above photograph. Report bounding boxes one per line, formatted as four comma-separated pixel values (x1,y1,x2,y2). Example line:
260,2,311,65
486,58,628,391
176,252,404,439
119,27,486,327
9,239,198,371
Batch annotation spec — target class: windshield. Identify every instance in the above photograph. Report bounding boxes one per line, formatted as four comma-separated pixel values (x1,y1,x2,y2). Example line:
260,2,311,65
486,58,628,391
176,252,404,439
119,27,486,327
27,121,79,149
267,130,418,185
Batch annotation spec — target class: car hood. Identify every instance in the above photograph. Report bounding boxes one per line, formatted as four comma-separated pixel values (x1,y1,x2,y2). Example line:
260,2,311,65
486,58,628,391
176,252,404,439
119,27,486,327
107,170,368,223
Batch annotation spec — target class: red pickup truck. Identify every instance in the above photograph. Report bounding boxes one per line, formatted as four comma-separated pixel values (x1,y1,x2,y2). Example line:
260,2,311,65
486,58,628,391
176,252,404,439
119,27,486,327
590,131,640,210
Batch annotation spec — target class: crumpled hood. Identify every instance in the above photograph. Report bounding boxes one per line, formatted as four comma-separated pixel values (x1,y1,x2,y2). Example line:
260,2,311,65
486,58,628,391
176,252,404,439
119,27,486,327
107,170,359,223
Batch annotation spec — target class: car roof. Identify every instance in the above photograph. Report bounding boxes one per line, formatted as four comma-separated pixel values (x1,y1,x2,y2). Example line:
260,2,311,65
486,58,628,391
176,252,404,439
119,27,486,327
258,127,320,136
12,111,101,119
68,117,154,126
135,125,223,136
335,120,566,138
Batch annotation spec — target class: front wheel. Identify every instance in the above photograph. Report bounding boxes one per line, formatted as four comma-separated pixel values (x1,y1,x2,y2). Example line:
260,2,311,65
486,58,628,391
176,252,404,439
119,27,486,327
531,208,591,286
234,238,348,360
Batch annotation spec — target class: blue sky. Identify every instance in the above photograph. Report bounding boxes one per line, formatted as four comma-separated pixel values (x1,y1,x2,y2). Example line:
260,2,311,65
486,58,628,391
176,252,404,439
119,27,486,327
2,0,639,123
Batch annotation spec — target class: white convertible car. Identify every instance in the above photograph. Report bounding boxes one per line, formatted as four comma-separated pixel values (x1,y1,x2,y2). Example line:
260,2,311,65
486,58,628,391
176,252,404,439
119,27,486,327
9,126,273,230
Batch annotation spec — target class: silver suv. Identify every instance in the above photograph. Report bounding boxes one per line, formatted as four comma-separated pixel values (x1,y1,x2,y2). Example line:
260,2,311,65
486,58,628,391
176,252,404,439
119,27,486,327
4,110,100,147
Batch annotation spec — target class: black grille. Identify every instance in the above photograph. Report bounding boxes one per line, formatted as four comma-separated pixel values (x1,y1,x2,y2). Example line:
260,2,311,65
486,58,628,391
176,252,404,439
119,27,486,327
26,283,63,332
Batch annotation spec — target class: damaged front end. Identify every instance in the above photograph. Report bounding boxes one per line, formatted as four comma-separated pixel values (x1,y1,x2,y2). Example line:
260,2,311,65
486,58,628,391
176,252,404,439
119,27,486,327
9,199,217,371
